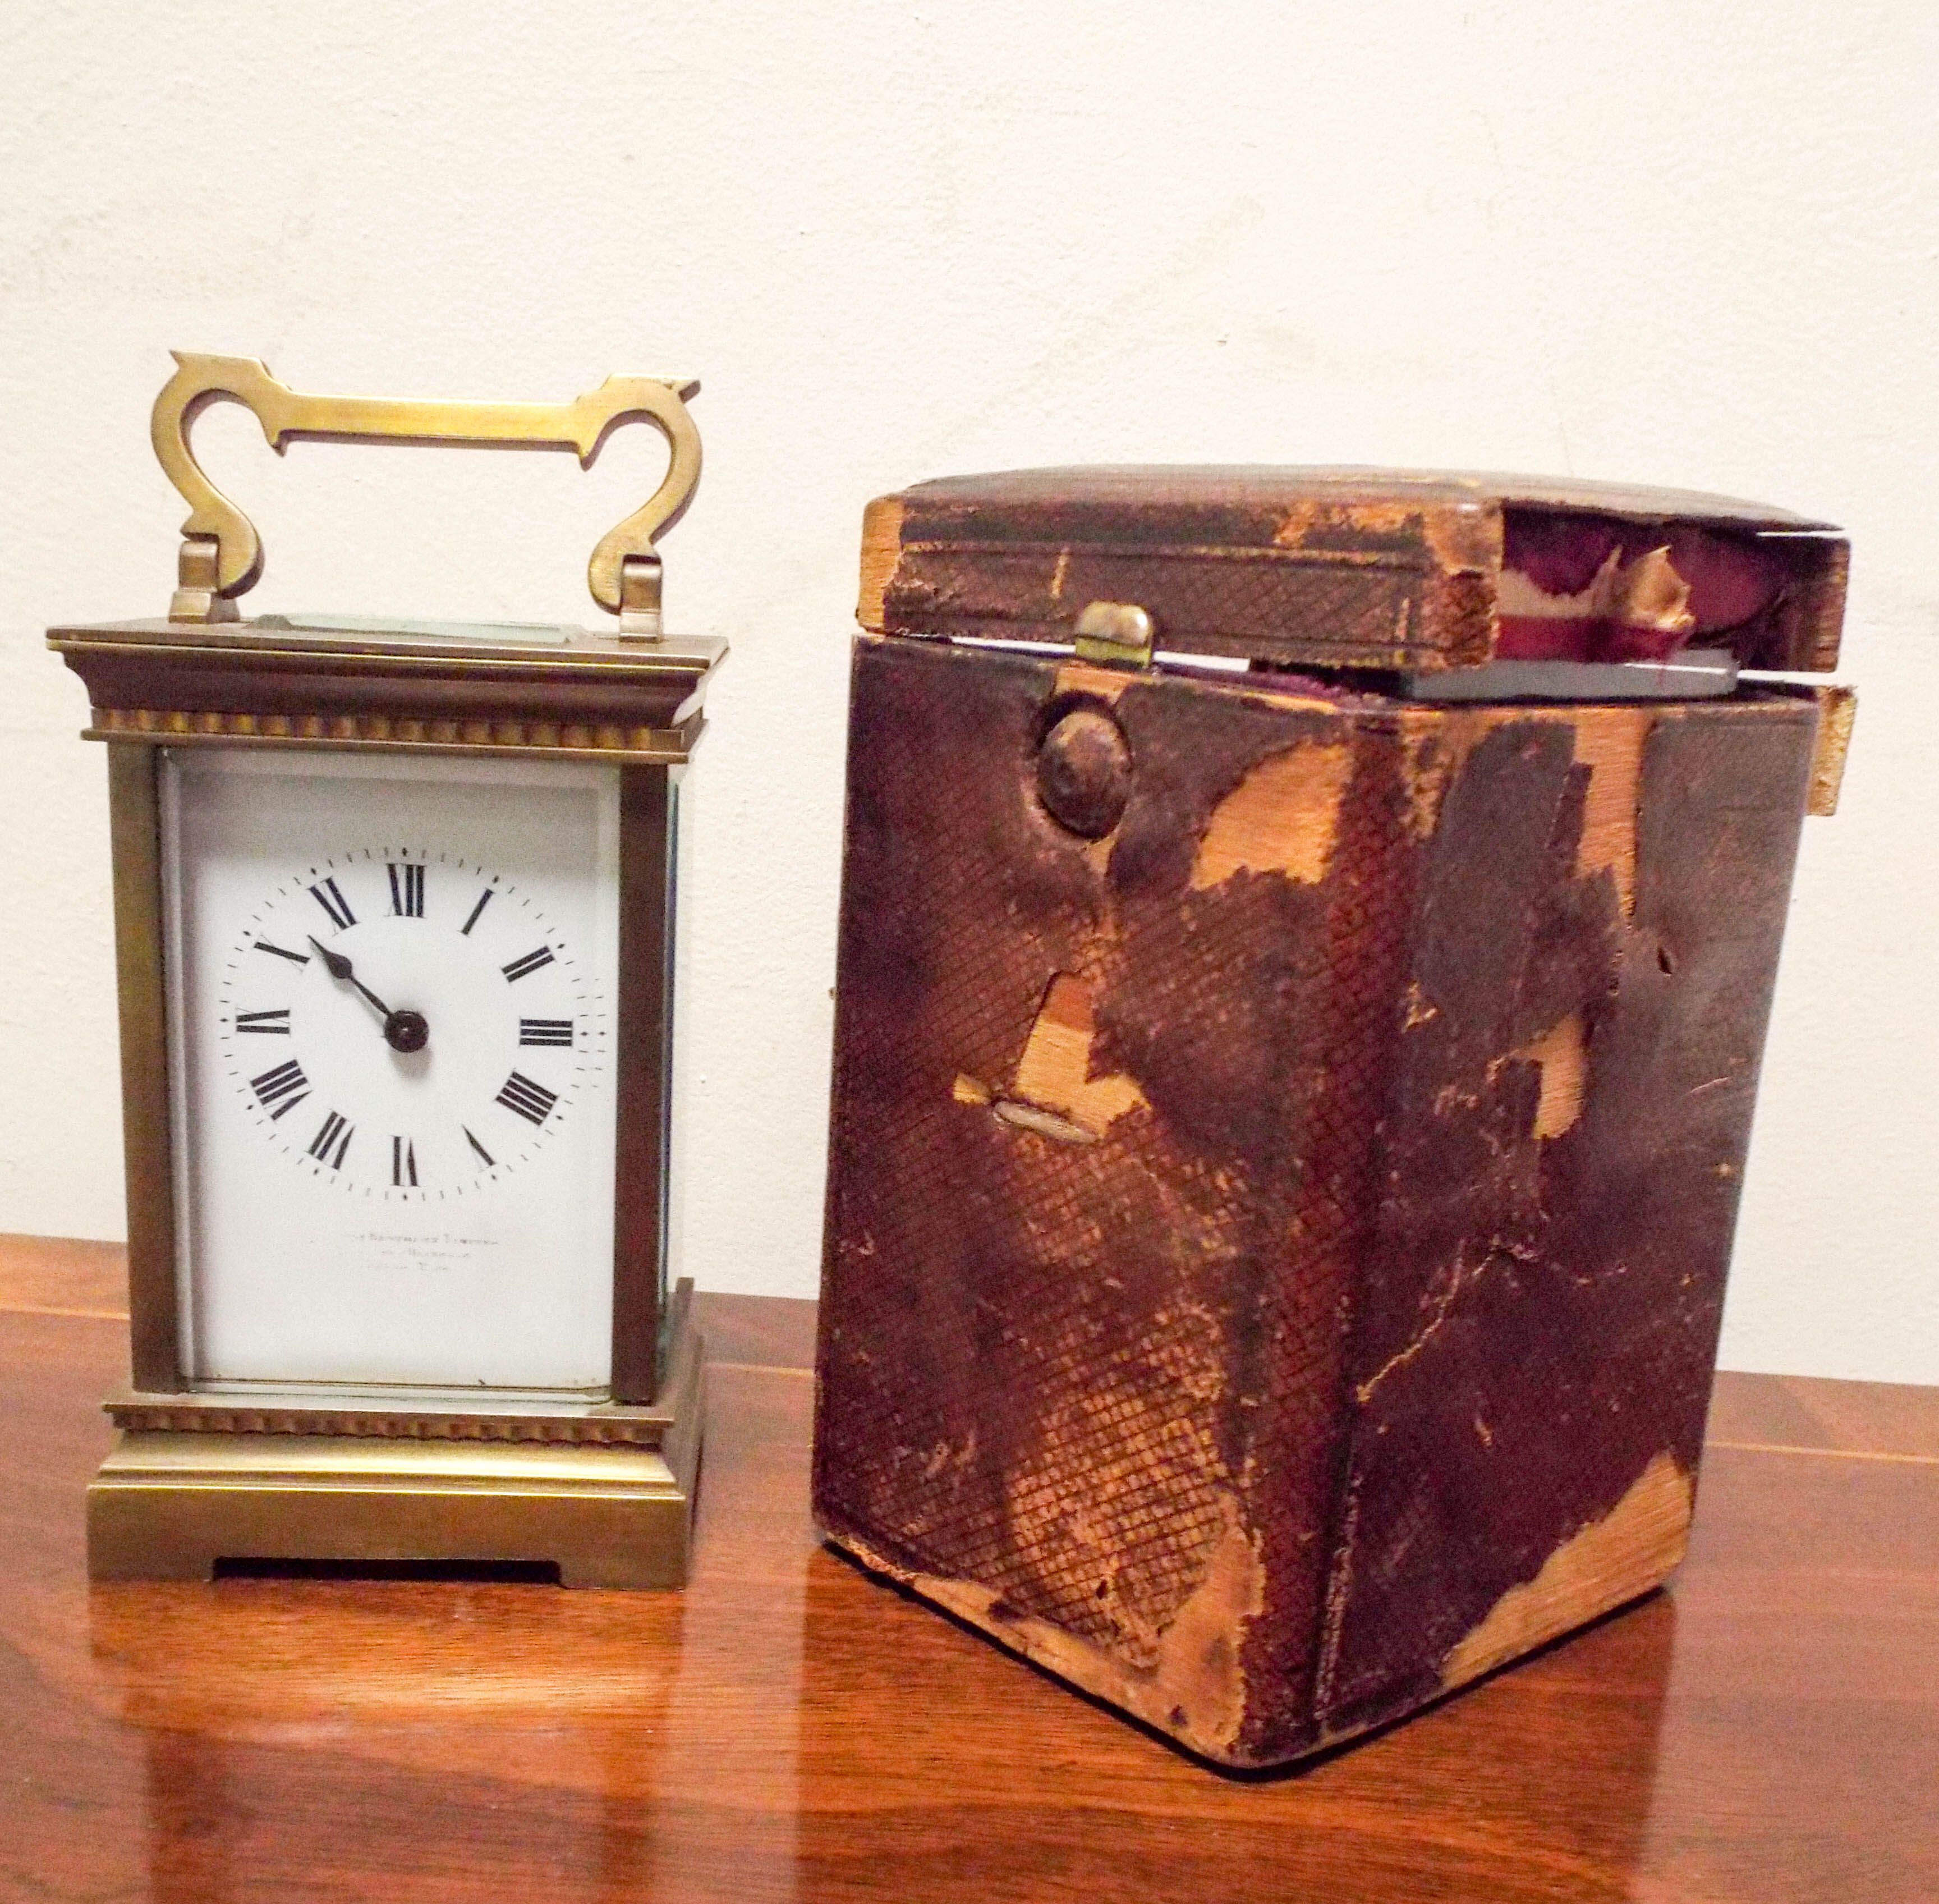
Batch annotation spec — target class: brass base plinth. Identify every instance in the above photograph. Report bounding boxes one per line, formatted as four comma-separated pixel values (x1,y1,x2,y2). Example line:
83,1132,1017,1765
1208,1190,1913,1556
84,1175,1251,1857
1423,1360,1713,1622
86,1289,704,1591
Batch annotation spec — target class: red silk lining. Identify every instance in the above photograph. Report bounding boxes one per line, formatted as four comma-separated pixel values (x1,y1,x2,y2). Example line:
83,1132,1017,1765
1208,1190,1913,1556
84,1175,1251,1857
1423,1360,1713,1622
1495,511,1781,663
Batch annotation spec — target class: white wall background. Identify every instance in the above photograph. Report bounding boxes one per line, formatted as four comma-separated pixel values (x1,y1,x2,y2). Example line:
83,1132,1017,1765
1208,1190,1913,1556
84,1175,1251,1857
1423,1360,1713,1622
1,1,1932,1382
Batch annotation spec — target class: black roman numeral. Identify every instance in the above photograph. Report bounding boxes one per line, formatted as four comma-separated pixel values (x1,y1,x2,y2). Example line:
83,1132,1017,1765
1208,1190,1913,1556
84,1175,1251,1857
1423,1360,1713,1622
461,888,494,936
495,1071,557,1126
307,1111,353,1169
463,1125,496,1167
254,940,310,966
235,1008,291,1035
309,877,355,930
388,862,425,918
250,1058,310,1120
392,1136,417,1187
518,1018,573,1047
501,946,554,983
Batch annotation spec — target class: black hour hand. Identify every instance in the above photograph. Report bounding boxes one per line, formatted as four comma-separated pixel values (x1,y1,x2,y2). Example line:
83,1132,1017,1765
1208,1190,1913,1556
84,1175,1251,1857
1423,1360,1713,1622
308,935,392,1017
306,937,428,1053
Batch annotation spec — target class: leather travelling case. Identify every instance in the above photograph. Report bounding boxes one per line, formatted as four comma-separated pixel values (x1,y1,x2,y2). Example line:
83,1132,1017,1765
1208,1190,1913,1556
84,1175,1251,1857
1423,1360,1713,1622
812,467,1851,1768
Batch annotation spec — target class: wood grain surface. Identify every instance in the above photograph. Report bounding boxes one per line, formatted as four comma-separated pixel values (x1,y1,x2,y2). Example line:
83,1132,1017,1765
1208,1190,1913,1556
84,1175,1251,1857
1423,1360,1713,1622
2,1233,1933,1902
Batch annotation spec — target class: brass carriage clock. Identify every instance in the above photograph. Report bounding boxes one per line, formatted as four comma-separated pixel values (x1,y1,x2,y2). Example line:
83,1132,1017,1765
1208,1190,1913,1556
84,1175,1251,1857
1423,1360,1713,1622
48,354,723,1587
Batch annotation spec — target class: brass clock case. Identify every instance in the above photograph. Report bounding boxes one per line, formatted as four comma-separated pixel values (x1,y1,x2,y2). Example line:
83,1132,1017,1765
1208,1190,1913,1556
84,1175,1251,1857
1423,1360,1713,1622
49,357,725,1588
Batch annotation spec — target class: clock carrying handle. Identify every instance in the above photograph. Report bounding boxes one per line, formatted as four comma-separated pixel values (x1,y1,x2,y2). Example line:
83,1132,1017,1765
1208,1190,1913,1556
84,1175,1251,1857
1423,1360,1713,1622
150,351,701,635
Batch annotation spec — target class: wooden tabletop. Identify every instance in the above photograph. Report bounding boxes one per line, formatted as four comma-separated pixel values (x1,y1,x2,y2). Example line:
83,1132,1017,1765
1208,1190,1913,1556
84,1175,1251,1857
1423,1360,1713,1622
3,1233,1935,1902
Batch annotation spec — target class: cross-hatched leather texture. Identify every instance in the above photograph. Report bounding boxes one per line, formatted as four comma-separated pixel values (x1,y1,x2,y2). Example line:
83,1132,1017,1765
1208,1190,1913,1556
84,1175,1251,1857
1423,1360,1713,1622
885,545,1443,668
815,630,1819,1769
814,639,1416,1746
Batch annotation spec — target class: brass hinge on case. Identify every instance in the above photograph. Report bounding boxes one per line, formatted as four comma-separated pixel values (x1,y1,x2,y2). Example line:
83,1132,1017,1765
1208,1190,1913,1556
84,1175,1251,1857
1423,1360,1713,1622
1073,601,1156,670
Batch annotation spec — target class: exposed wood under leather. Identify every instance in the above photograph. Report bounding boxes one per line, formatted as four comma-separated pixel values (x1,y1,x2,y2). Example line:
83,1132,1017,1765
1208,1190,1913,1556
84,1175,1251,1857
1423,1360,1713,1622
815,635,1819,1766
1803,681,1858,815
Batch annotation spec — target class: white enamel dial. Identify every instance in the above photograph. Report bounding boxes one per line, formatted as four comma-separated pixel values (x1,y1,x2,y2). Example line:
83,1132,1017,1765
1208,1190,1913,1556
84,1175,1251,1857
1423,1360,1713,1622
163,749,621,1393
215,849,597,1199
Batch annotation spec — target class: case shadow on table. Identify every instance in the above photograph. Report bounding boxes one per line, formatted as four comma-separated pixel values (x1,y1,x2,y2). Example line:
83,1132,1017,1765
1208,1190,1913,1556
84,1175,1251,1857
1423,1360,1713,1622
792,1541,1676,1897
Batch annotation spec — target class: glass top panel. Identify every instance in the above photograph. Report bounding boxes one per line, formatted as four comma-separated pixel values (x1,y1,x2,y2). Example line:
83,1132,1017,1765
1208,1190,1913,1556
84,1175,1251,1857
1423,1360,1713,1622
258,613,579,646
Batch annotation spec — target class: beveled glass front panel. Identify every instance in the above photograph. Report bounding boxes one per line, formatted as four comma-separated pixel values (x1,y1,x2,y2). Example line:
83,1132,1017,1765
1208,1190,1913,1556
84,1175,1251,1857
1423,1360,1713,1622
161,748,620,1392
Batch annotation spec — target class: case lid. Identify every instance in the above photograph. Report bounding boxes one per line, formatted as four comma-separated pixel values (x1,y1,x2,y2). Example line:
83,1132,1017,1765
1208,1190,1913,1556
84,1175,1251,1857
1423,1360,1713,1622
858,467,1847,674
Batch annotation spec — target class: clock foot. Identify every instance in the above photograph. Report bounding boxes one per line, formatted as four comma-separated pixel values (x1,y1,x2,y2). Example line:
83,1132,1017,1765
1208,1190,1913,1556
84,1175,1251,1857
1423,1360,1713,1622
84,1289,706,1591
